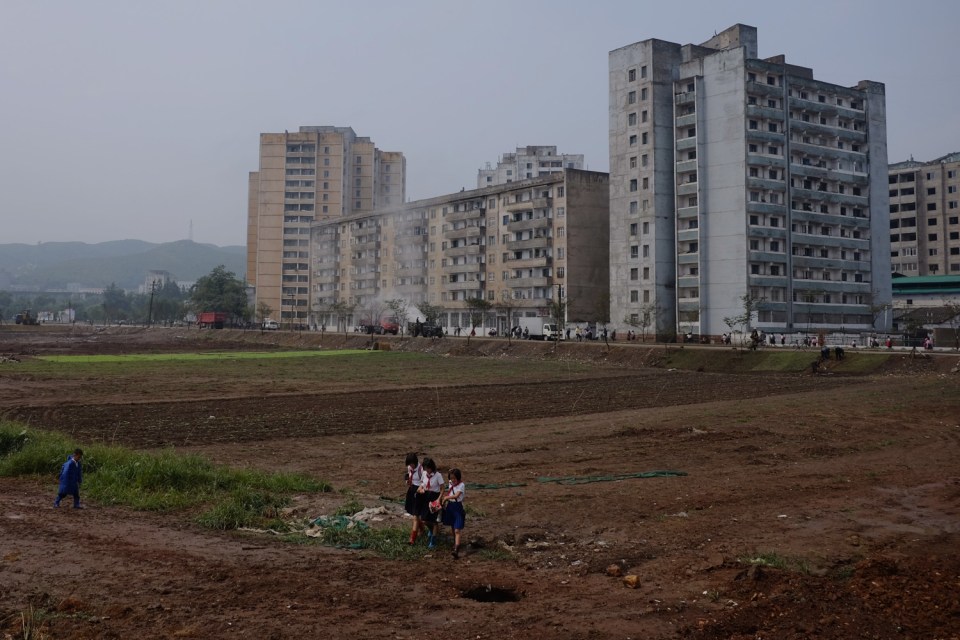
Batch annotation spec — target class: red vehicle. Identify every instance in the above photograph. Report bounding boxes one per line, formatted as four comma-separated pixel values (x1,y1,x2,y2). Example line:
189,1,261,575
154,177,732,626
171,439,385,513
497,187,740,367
197,311,228,329
380,316,400,335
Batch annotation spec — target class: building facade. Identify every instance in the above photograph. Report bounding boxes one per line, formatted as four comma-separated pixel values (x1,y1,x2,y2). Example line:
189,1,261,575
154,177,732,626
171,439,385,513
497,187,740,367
311,169,609,332
247,126,405,326
477,146,584,189
610,24,892,338
889,152,960,276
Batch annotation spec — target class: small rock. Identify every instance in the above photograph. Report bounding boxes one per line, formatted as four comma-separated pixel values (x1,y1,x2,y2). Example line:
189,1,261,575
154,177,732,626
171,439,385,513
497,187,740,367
623,575,640,589
607,564,623,577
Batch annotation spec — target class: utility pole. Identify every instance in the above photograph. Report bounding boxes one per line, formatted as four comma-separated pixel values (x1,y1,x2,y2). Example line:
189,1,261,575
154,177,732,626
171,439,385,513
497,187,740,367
147,280,158,326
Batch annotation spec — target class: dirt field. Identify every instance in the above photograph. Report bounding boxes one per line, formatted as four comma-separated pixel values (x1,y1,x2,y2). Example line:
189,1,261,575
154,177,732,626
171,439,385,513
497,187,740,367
1,326,959,639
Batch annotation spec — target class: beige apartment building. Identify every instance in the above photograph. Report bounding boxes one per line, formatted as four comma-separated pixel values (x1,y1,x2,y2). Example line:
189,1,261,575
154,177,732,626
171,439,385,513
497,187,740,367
311,169,609,332
889,152,960,276
247,126,405,325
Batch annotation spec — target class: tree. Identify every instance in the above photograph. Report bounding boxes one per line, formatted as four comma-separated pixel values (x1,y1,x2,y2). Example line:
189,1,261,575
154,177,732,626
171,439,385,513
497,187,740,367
255,301,274,331
464,297,492,342
386,298,411,337
623,302,657,342
945,299,960,351
102,283,127,324
416,301,443,325
496,290,519,343
189,266,248,322
722,292,764,348
328,299,356,335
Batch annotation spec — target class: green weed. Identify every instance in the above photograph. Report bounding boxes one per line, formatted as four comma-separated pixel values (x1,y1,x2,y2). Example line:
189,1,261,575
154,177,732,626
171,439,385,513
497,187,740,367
739,551,811,574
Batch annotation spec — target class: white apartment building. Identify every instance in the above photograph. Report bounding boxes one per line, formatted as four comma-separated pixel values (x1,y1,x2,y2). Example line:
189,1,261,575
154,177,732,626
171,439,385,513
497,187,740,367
477,146,584,189
610,24,892,339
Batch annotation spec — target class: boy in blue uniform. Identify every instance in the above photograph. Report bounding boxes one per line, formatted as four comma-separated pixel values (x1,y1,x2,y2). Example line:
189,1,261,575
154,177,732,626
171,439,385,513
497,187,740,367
54,448,84,508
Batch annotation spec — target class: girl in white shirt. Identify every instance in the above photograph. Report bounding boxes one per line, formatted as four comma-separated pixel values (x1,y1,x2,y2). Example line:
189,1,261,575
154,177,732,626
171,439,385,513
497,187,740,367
417,457,444,548
405,453,423,545
441,468,466,559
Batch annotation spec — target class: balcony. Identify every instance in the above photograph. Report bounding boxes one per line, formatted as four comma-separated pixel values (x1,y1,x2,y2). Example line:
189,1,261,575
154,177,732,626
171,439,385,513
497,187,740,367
790,186,868,207
504,197,551,212
675,159,697,173
745,129,784,144
677,253,699,265
442,262,482,275
745,104,785,121
446,243,482,257
746,201,786,215
507,236,552,251
676,275,700,287
675,112,697,128
504,255,551,269
677,205,699,219
677,228,699,242
443,224,482,240
446,279,482,292
676,182,698,196
674,91,695,106
444,207,485,222
508,276,550,288
506,216,551,232
746,80,783,97
790,140,865,164
676,136,697,151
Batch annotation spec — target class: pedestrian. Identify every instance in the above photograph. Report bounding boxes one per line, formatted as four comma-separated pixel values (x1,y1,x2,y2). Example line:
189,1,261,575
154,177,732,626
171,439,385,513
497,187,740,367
441,468,466,559
417,457,444,548
405,453,423,544
55,448,83,508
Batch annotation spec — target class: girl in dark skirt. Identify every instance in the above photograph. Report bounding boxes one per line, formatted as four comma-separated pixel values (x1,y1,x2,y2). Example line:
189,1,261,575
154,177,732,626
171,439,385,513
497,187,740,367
417,457,444,548
404,453,423,545
441,468,466,559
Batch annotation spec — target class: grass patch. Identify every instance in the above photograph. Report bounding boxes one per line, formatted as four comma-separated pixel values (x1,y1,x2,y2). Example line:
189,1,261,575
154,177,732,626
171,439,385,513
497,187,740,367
0,422,330,529
305,525,422,560
739,551,811,574
37,350,374,363
333,499,365,516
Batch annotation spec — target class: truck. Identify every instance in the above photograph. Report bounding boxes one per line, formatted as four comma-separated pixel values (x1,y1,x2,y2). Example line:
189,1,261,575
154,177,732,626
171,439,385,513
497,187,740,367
197,311,228,329
542,323,565,340
359,316,400,335
514,317,546,340
14,310,39,326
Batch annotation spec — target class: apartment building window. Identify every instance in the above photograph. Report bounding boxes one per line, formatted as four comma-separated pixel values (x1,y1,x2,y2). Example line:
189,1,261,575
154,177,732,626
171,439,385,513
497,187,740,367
641,132,649,144
643,290,650,303
556,187,565,197
628,68,636,82
768,122,778,133
929,234,938,241
749,120,758,130
642,245,650,257
641,154,648,167
629,200,638,214
641,87,648,100
558,248,565,259
324,158,330,166
630,134,638,146
643,267,650,279
557,227,565,237
631,290,639,302
557,207,565,217
641,65,647,79
950,186,958,193
630,245,639,259
322,205,328,213
557,267,565,278
629,268,639,281
630,179,638,192
642,177,649,189
630,156,637,168
749,144,758,153
630,223,638,236
642,221,649,234
628,91,636,104
641,110,648,123
629,113,637,126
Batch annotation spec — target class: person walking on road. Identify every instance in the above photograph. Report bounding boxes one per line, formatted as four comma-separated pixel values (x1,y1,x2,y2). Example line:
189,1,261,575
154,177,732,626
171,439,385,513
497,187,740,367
55,448,84,509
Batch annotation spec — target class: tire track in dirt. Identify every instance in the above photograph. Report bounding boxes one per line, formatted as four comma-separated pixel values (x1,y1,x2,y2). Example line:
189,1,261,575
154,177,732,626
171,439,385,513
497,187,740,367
6,372,860,448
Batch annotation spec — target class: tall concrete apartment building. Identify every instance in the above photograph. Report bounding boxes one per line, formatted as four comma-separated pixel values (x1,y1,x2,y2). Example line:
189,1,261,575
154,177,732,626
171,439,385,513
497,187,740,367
247,126,405,325
610,24,892,338
477,146,584,188
889,152,960,276
311,170,609,331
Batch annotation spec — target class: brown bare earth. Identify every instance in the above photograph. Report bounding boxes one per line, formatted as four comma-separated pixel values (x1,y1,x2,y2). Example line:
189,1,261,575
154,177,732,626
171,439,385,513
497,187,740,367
1,326,959,639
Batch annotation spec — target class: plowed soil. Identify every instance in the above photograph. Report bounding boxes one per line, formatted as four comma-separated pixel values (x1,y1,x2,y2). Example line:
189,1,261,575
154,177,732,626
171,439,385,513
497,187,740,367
1,326,959,640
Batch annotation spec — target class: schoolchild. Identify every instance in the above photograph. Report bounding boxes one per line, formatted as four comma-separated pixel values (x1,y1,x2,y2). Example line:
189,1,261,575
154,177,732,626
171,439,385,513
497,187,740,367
417,457,444,548
441,468,466,559
55,448,84,508
404,453,423,545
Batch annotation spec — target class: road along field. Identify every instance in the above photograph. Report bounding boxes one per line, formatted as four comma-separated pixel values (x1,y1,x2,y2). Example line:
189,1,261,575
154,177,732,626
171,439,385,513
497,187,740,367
1,326,959,639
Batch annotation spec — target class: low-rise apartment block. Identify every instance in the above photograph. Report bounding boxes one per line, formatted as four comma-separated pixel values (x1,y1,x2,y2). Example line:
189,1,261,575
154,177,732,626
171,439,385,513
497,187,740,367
311,169,609,332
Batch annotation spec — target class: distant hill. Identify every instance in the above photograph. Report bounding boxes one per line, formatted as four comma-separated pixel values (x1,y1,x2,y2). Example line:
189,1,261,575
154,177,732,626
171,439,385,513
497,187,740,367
0,240,247,290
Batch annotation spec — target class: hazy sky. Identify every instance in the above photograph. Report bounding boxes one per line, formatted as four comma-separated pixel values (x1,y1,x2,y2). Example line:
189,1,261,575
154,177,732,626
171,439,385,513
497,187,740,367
2,0,957,247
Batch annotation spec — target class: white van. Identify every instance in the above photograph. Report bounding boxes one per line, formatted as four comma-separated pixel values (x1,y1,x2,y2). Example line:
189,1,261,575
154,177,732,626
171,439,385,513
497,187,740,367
262,319,280,330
